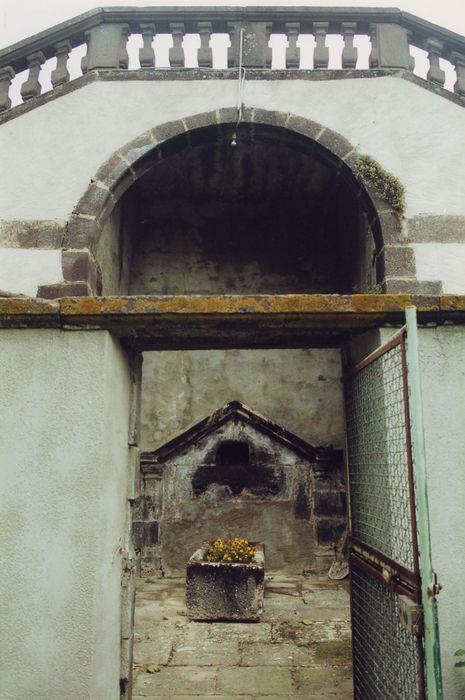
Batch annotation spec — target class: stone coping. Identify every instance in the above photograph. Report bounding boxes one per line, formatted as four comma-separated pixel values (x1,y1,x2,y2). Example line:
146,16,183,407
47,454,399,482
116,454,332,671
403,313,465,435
2,294,465,348
2,6,464,72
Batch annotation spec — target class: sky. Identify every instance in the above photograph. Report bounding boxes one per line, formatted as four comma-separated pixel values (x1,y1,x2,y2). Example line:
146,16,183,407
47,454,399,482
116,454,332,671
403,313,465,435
1,0,465,50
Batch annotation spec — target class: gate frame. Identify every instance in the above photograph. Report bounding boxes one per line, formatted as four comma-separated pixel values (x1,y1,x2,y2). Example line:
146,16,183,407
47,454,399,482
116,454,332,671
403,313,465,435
344,309,443,699
405,306,443,700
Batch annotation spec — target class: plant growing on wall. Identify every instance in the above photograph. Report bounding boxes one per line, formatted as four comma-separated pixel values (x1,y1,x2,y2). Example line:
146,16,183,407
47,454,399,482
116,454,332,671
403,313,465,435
206,537,257,564
354,155,405,217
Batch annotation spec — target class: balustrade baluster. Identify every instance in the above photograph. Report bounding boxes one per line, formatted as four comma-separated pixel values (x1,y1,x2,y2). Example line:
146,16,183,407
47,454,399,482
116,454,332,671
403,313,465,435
369,24,379,68
51,40,71,87
425,37,446,86
341,22,358,69
227,23,236,68
285,23,300,69
451,51,465,96
169,23,185,68
81,33,90,74
265,23,273,69
20,51,45,101
197,22,213,68
119,26,130,69
407,31,415,71
313,22,329,69
0,66,15,112
139,24,155,68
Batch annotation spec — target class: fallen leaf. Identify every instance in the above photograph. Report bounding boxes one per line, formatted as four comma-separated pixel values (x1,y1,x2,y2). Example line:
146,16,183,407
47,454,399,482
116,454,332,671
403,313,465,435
301,619,314,625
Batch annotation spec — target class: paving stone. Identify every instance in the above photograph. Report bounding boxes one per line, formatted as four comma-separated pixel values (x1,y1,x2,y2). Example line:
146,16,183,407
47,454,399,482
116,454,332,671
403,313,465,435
133,666,218,696
172,638,241,666
208,622,273,644
296,603,350,622
251,696,295,700
132,576,352,698
217,667,295,696
134,696,253,700
271,620,350,646
260,597,312,622
240,641,316,667
294,668,353,700
133,638,173,665
180,621,214,645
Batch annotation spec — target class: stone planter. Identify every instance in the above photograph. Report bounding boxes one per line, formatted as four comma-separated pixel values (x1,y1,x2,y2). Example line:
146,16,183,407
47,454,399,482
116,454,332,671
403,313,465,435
186,543,265,621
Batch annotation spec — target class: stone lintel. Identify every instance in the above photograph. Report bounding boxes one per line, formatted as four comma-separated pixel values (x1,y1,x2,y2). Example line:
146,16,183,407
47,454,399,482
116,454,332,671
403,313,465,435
1,295,465,350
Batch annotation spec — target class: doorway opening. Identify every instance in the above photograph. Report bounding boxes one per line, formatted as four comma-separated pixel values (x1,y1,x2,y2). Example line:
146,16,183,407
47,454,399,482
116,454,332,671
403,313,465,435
131,345,352,699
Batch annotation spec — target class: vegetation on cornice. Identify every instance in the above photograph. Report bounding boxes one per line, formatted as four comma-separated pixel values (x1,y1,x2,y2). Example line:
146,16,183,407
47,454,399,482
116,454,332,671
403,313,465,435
354,155,405,217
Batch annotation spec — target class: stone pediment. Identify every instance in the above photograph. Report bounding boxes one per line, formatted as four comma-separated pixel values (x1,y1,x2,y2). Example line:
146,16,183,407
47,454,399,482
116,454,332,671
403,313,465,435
141,400,339,473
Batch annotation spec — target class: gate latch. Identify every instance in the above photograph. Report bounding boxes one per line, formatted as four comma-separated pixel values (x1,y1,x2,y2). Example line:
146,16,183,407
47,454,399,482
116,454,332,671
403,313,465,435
398,595,423,636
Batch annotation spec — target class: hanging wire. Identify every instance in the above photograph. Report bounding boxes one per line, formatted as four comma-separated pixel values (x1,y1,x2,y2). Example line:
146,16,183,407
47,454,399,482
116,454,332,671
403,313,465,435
231,28,246,147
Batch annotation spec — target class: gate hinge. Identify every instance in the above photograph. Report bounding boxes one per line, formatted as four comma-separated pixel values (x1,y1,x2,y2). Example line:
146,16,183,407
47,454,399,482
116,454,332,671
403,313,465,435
428,572,442,597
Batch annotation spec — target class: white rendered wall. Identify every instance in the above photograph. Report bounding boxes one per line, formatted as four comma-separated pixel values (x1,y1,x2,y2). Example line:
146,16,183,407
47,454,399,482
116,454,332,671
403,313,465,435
141,348,345,451
413,243,465,293
0,77,464,221
0,248,62,295
0,329,131,700
417,327,465,699
1,76,465,295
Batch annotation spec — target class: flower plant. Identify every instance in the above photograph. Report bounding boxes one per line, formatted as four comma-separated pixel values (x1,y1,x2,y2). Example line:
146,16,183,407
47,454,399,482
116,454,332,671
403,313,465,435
206,537,257,564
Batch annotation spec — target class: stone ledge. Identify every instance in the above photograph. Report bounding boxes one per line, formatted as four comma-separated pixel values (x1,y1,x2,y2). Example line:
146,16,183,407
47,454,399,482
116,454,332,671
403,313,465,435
1,294,465,348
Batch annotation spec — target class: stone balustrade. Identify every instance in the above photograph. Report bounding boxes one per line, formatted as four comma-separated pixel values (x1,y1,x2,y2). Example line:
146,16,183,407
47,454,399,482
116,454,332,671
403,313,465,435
1,6,465,113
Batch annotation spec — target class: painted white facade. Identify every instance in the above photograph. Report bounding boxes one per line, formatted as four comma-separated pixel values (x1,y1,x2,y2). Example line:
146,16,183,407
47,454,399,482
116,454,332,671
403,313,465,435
0,330,131,700
413,243,465,293
0,248,62,295
418,327,465,700
0,76,464,222
141,348,345,451
0,75,464,297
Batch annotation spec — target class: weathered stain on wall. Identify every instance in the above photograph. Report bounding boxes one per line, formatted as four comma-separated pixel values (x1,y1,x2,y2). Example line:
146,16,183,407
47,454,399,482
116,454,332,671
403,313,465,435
126,131,368,295
140,348,345,451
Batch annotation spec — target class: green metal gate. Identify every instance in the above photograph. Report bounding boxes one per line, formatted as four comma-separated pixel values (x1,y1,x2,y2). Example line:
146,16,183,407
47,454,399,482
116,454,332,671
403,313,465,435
344,308,442,699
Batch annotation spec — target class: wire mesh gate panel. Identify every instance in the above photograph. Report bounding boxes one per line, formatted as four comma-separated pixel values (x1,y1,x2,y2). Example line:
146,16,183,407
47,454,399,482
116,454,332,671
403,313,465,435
345,332,425,699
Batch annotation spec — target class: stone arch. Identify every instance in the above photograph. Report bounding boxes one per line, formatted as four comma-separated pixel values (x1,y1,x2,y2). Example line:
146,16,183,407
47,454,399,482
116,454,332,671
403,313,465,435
53,108,405,297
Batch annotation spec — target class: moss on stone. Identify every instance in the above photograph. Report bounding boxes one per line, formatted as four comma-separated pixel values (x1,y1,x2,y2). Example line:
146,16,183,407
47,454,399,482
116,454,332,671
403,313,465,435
354,155,405,216
314,639,352,662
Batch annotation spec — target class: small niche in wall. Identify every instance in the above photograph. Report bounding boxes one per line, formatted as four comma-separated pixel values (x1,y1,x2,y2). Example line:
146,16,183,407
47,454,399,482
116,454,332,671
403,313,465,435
217,440,249,467
192,440,251,496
